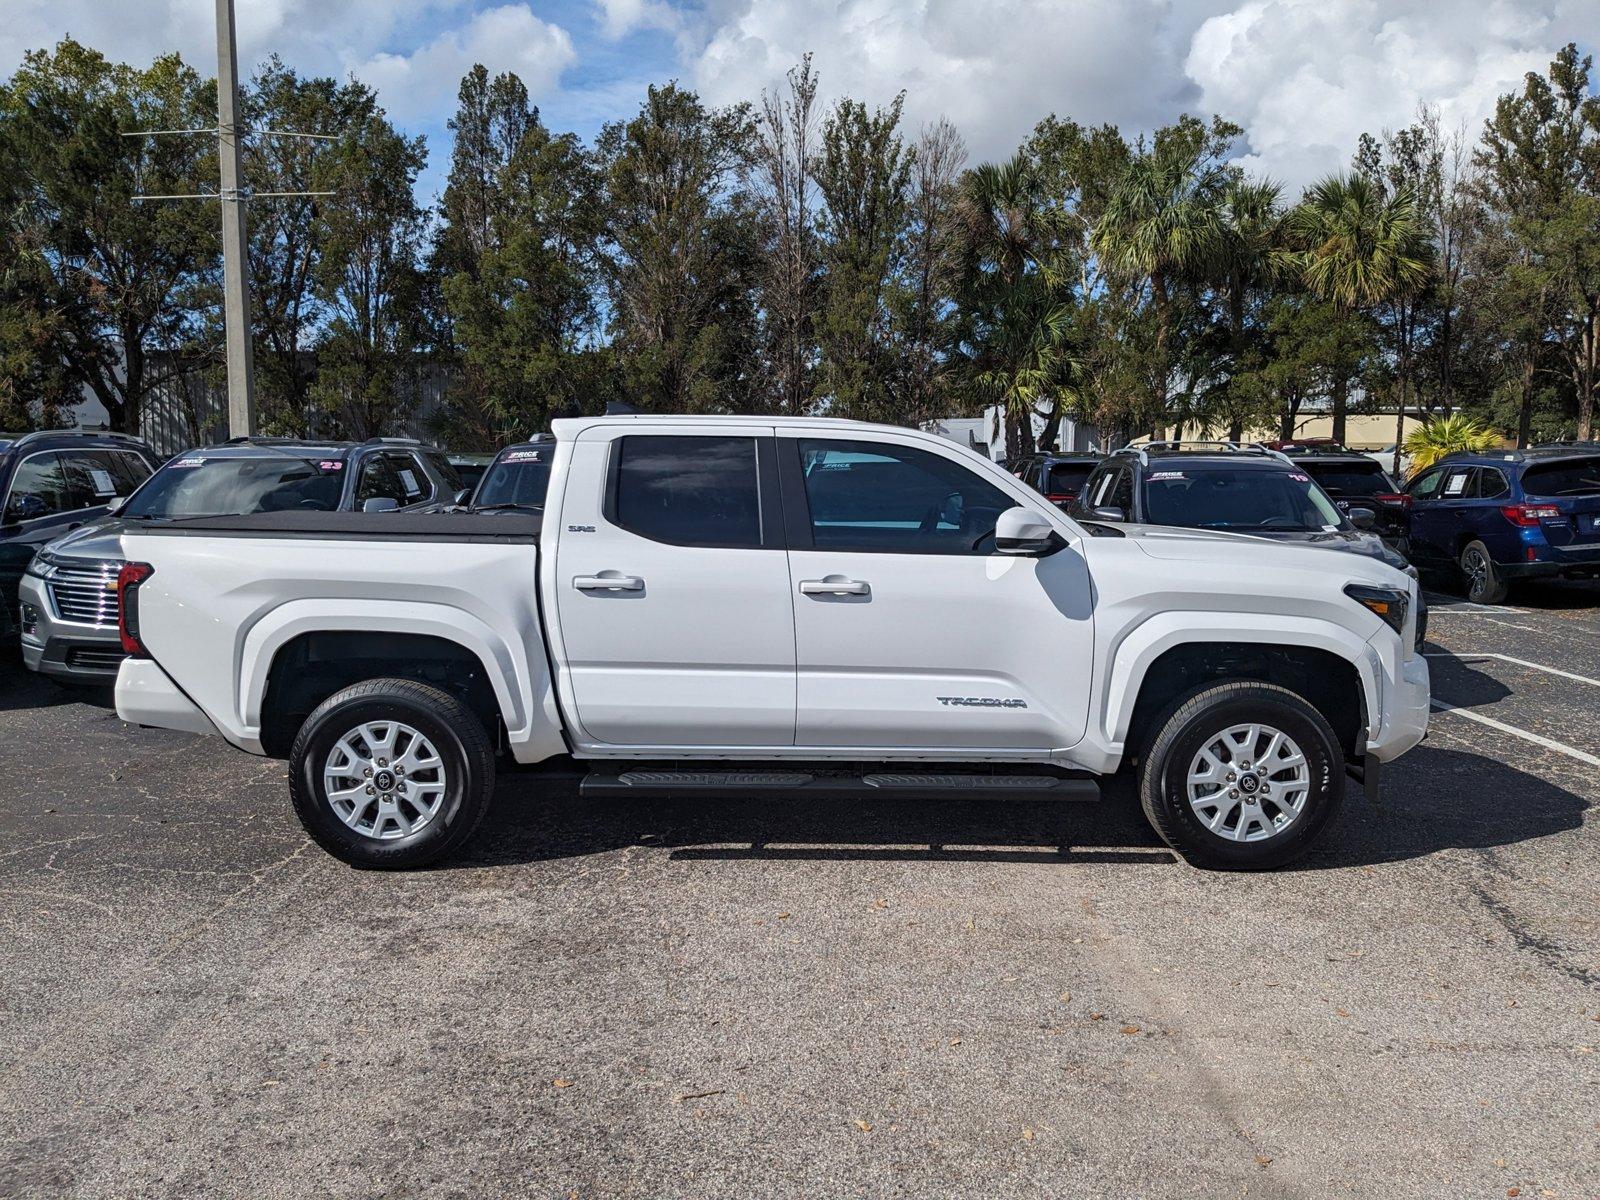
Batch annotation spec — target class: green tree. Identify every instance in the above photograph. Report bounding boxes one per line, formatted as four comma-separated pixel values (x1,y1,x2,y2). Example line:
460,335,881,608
1287,173,1432,444
308,111,429,438
953,153,1076,459
597,84,759,413
892,118,966,430
811,92,912,421
0,39,216,434
1212,178,1284,439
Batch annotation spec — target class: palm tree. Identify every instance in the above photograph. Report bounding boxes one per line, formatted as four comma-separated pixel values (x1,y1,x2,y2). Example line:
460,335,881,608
1092,142,1227,437
954,154,1075,459
1288,174,1432,444
1214,179,1284,439
1402,413,1497,473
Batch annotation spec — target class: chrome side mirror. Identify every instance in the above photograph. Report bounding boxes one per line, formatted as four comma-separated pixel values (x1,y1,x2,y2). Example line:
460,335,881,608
1347,506,1377,530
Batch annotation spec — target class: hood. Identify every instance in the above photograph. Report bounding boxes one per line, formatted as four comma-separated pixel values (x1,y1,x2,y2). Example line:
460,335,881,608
38,518,130,563
1124,523,1412,589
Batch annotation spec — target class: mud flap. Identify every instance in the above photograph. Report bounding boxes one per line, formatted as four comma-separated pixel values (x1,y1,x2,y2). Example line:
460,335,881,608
1344,754,1381,803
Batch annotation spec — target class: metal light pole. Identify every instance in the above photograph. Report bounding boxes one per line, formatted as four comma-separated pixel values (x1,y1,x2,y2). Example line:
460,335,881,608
215,0,256,438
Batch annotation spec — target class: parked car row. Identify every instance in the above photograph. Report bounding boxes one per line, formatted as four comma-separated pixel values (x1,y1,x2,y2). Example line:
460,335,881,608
1008,438,1600,606
6,430,551,687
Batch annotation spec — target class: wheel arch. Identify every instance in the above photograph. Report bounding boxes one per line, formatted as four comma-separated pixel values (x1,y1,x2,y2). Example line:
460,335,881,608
1104,615,1379,765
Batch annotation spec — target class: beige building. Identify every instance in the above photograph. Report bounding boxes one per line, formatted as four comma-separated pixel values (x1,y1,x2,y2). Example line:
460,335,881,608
1161,410,1484,450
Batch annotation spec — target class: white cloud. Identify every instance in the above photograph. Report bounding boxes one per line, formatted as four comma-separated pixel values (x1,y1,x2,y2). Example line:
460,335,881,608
677,0,1600,189
593,0,681,41
355,5,576,125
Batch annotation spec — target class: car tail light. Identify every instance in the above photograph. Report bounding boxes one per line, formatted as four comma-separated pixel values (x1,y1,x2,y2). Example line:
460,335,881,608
1500,504,1561,527
117,562,154,657
1374,492,1412,508
1046,492,1077,504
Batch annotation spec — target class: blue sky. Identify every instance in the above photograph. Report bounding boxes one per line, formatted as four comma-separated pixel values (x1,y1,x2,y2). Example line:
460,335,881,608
5,1,1599,209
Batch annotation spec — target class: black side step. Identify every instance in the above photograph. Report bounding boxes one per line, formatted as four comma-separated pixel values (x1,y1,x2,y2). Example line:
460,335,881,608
579,768,1099,801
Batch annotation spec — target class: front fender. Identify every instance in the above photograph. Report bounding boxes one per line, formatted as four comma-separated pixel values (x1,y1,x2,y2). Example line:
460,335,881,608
1099,611,1382,754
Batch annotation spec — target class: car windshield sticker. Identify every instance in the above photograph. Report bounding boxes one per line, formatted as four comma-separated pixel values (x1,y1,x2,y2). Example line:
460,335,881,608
1289,472,1309,482
319,460,343,472
1443,472,1469,496
88,468,117,495
398,468,422,497
503,450,544,464
1148,471,1185,481
172,457,205,468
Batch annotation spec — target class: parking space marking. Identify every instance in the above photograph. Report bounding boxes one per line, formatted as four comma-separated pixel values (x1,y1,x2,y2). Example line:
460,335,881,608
1429,701,1600,767
1422,594,1534,614
1424,651,1600,688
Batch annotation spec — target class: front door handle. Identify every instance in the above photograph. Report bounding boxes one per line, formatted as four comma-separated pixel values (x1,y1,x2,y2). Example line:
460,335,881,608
799,577,870,596
574,573,644,592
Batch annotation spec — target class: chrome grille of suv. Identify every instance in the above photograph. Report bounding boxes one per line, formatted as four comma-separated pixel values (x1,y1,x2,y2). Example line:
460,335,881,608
48,559,121,628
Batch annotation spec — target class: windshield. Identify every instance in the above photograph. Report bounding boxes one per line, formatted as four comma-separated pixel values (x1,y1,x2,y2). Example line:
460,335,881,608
1142,465,1345,532
473,449,552,508
1300,462,1395,497
122,454,345,517
1522,456,1600,497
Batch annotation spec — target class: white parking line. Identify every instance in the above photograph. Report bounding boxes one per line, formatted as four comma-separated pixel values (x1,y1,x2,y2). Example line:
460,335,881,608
1424,651,1600,688
1429,701,1600,767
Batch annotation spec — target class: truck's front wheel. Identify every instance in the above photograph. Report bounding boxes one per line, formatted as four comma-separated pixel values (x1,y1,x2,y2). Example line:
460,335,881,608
289,678,496,869
1138,682,1344,870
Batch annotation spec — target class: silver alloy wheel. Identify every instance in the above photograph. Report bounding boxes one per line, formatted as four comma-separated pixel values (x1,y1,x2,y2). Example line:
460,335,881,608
323,720,448,841
1186,722,1310,842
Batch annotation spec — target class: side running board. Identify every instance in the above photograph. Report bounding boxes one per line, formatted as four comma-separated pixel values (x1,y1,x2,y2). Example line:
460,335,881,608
579,768,1099,801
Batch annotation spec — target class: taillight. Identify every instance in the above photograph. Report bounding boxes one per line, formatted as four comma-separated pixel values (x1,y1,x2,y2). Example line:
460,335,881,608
1046,492,1077,503
117,562,154,657
1374,493,1412,508
1500,504,1561,527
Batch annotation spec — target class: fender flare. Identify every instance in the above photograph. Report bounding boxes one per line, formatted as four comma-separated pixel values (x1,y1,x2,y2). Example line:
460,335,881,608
237,599,532,741
1099,611,1382,752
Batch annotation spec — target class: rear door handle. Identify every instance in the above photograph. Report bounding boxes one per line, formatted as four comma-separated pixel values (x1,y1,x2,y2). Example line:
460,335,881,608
574,573,644,592
799,577,870,596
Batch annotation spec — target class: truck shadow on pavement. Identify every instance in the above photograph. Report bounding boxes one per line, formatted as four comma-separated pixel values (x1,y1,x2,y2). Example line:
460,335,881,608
463,743,1586,872
0,656,114,714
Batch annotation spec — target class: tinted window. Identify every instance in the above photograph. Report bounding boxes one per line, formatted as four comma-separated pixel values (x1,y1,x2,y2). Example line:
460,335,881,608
357,455,409,506
392,454,432,503
1475,467,1510,500
124,455,345,517
1438,467,1473,499
425,452,463,493
1408,468,1444,500
1522,456,1600,497
1045,462,1095,496
612,436,761,547
1301,462,1394,497
476,448,552,509
1142,466,1343,531
797,439,1012,554
101,450,154,495
4,452,70,520
1108,467,1134,513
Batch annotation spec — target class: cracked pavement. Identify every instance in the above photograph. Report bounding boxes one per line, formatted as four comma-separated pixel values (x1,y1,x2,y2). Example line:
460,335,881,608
1,581,1598,1199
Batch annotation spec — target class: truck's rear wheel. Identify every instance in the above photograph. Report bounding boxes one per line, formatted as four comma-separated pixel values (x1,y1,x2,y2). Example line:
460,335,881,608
289,678,495,869
1138,682,1343,870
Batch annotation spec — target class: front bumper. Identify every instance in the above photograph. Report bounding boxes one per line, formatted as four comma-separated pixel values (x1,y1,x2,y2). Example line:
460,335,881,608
1365,645,1431,763
17,570,127,685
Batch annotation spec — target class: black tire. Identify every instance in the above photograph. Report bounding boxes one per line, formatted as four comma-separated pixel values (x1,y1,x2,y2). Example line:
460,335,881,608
1459,540,1509,605
289,677,496,869
1138,681,1344,870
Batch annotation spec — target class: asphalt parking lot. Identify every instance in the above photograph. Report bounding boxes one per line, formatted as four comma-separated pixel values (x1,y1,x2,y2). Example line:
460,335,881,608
2,586,1598,1200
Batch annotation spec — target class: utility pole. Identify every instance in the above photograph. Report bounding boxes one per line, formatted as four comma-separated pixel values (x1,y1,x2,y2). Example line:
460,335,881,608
215,0,256,438
127,0,334,441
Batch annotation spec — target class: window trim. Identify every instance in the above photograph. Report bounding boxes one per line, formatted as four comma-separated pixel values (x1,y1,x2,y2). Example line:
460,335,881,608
602,433,782,551
778,435,1022,557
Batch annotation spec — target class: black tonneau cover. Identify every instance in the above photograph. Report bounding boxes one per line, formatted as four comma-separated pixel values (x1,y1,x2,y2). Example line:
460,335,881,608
120,509,540,542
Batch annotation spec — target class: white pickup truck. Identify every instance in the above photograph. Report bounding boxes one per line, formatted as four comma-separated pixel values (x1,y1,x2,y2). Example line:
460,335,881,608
112,415,1431,870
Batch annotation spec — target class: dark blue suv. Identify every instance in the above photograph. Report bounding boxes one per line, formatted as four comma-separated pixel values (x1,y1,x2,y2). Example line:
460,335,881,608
1405,444,1600,604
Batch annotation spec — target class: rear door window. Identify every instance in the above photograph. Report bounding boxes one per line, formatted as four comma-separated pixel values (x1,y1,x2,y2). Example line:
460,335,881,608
1522,456,1600,497
609,435,763,548
1045,462,1094,496
1439,467,1474,499
357,455,410,507
393,454,431,503
1475,467,1510,500
102,450,155,495
1302,462,1393,497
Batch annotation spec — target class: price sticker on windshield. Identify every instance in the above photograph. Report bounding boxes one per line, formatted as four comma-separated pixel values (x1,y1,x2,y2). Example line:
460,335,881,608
318,461,343,472
503,450,544,464
1289,472,1310,482
1149,471,1185,481
173,457,205,468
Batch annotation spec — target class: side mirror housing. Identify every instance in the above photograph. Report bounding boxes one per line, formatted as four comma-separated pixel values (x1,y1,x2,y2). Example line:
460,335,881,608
452,488,472,506
1087,505,1127,523
1347,505,1377,530
362,497,400,513
994,506,1057,556
104,496,125,516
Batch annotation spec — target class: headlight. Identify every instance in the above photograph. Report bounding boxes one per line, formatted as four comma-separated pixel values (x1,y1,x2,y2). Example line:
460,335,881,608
1344,583,1409,637
23,551,59,581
